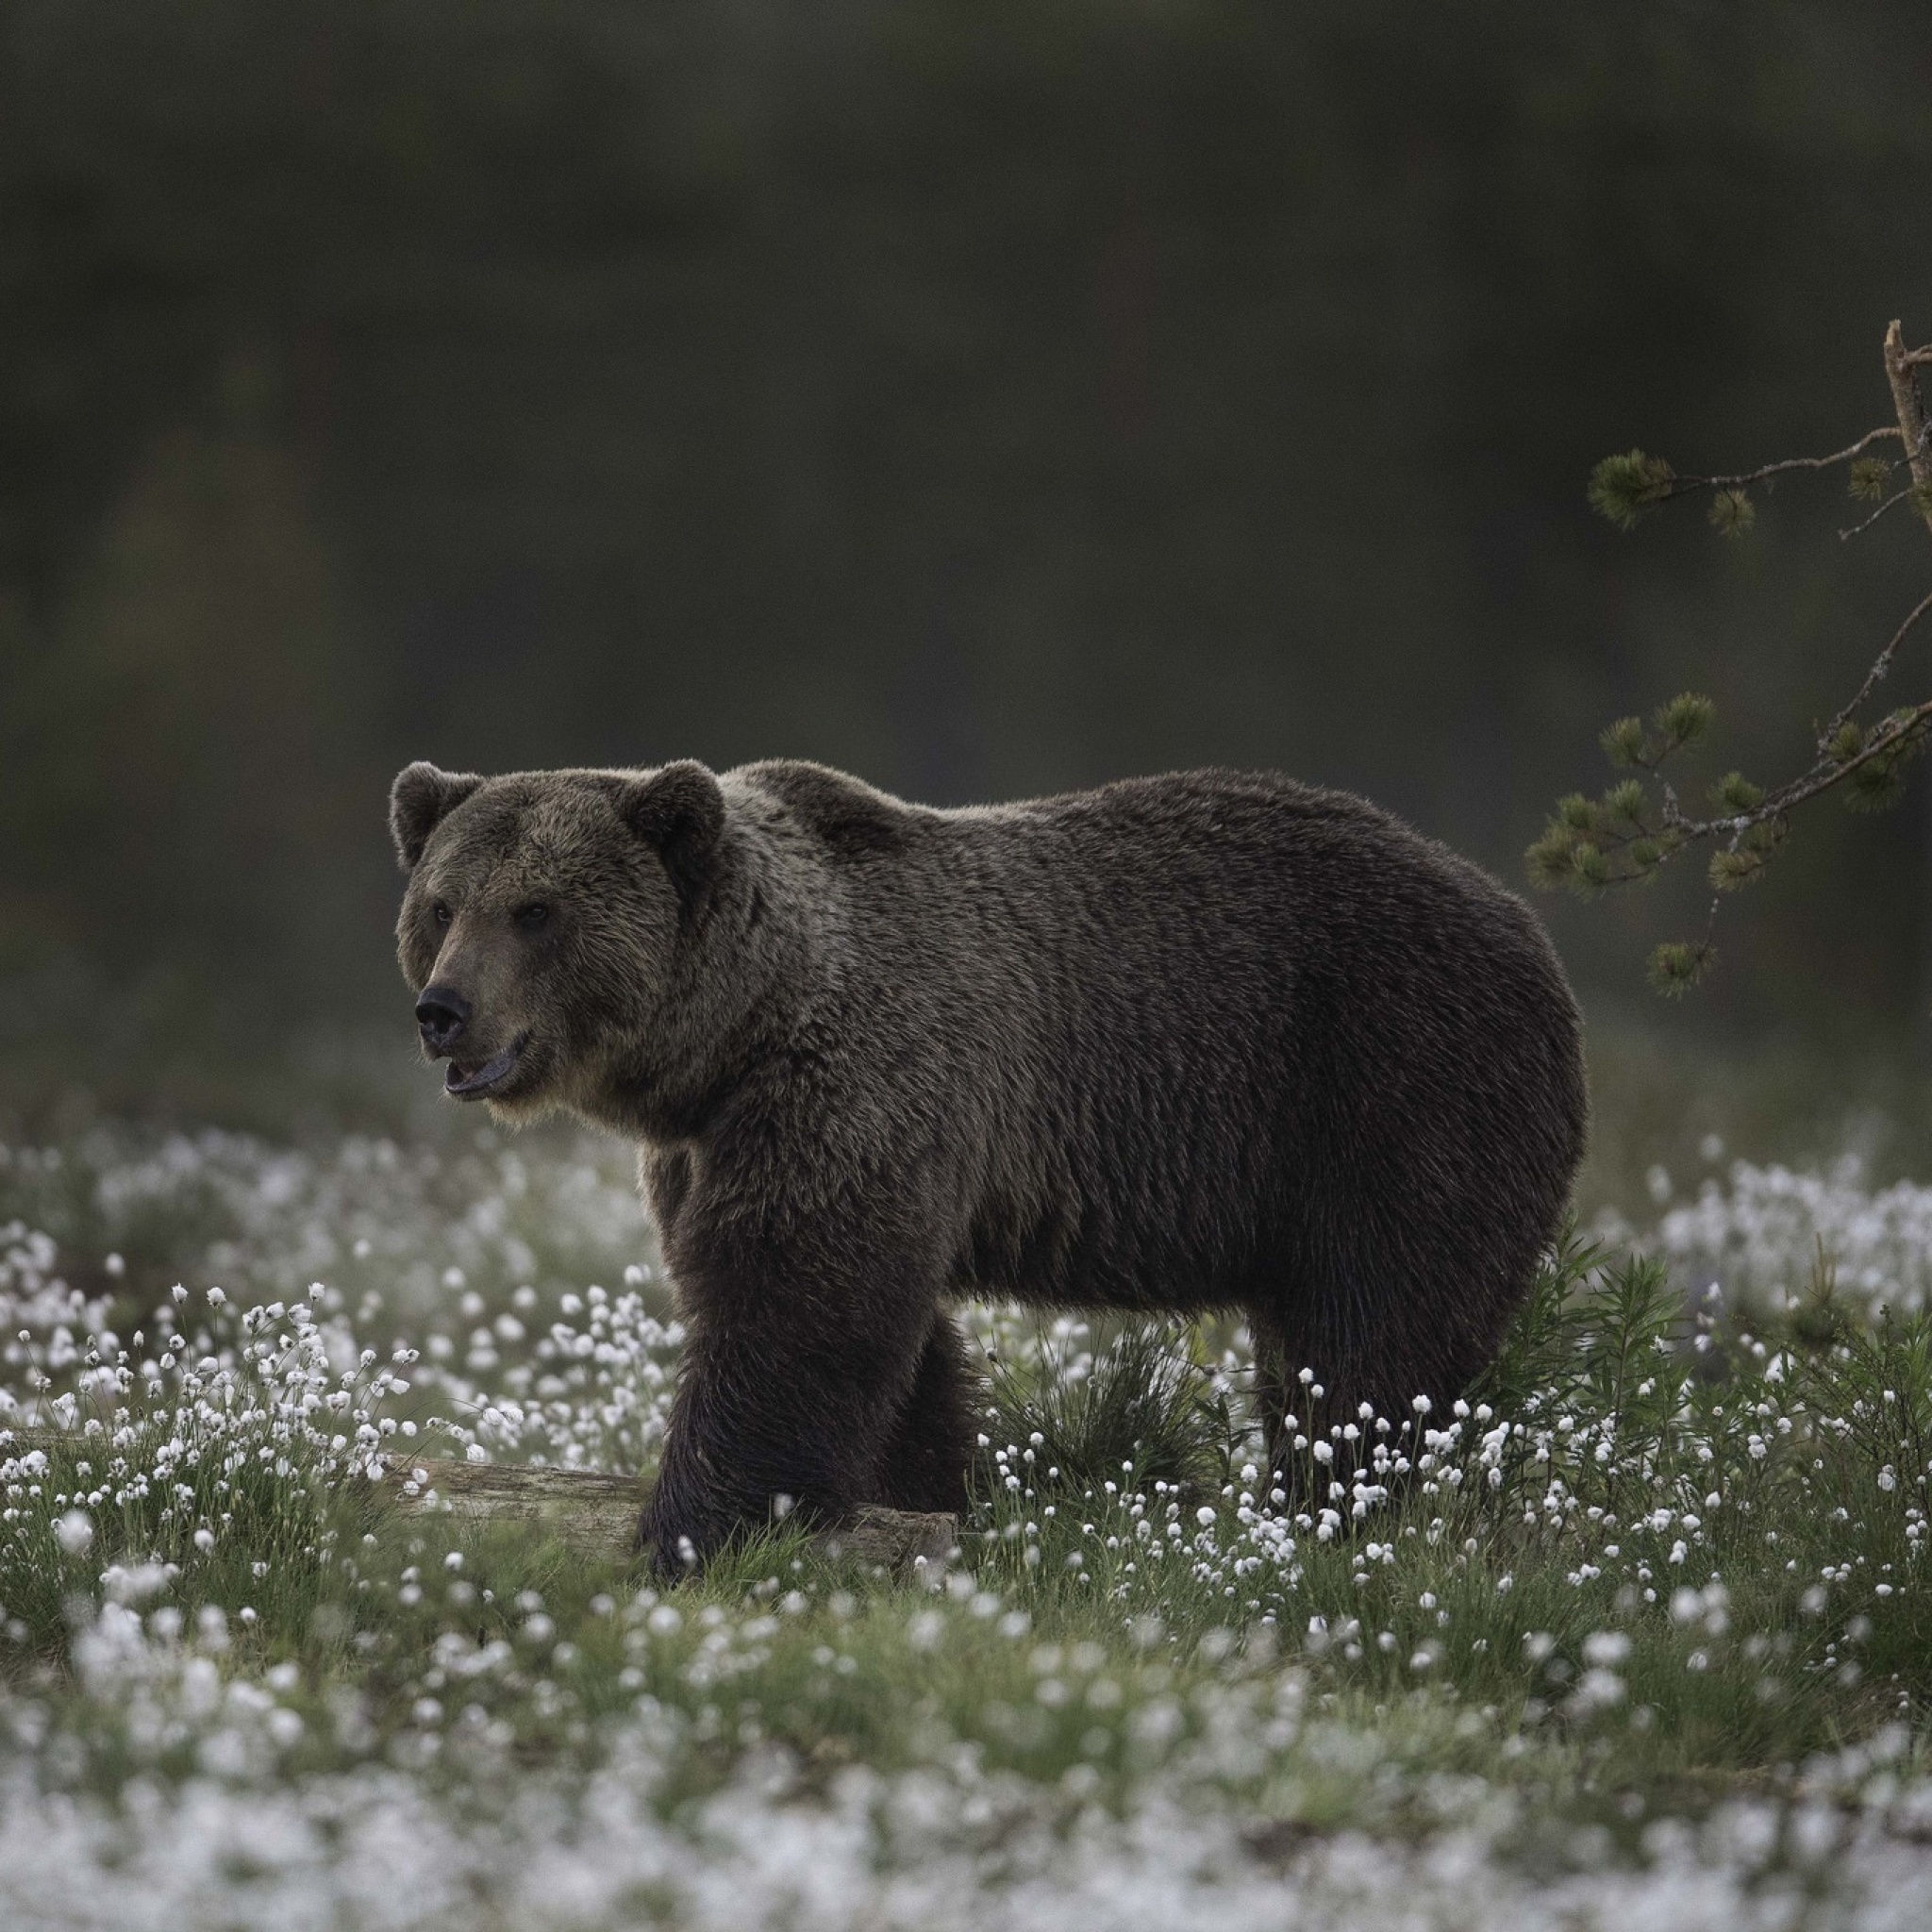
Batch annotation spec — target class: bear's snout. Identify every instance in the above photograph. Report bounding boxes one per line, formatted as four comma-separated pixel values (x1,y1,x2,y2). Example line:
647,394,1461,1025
415,984,472,1057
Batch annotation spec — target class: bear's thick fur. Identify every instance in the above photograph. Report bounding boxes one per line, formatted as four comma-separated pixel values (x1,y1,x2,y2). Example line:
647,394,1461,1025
391,758,1586,1572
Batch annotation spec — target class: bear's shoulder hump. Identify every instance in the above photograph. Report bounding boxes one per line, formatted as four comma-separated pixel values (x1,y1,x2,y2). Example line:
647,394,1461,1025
734,759,925,858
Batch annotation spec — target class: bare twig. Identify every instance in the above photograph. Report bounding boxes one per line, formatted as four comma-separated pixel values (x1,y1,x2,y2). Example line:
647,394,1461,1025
1818,587,1932,755
1839,483,1921,542
1669,423,1902,495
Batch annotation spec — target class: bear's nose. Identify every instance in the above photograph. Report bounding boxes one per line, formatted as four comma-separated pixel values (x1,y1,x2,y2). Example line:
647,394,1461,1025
415,985,471,1054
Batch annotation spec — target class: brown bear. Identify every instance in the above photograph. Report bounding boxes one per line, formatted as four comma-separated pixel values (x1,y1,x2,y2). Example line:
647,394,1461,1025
390,758,1586,1574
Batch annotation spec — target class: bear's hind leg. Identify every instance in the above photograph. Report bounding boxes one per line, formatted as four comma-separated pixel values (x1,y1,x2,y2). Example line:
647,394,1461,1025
873,1314,978,1516
1251,1277,1498,1514
1248,1304,1411,1505
1247,1315,1297,1484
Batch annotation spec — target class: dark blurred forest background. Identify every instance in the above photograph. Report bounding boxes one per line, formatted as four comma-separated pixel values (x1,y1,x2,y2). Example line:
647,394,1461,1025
7,0,1932,1172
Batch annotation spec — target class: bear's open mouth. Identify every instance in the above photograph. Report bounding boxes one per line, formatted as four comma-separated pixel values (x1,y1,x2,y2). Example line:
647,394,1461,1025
445,1032,529,1100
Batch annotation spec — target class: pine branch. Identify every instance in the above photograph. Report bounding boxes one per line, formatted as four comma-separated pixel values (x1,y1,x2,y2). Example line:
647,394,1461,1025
1540,321,1932,993
1529,595,1932,900
1588,426,1902,530
1838,484,1922,541
1689,423,1903,491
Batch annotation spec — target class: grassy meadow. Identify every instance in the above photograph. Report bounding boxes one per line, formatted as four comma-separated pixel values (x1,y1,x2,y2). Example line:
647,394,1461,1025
4,1104,1932,1925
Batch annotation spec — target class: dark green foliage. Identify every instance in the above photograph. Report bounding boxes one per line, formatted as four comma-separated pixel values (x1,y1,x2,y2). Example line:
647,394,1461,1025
1709,847,1764,891
1799,1303,1932,1481
1589,450,1678,529
1524,823,1612,894
1601,717,1648,768
1524,824,1584,891
1707,488,1756,536
1707,812,1785,891
1850,457,1893,501
1474,1230,1681,1441
1605,778,1649,824
1522,749,1692,892
1648,939,1714,995
1845,763,1911,812
1786,1240,1857,1351
1524,732,1702,891
1657,692,1718,750
977,1324,1240,1501
1543,327,1932,995
1470,1225,1605,1418
1526,813,1617,892
1843,713,1928,812
1709,772,1764,814
1707,849,1755,891
1572,842,1610,890
1591,695,1716,776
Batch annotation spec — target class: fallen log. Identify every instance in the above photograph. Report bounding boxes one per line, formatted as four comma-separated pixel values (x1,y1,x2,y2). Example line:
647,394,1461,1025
391,1459,959,1578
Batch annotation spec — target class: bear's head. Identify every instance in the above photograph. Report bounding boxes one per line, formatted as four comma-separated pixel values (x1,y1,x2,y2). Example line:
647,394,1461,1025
389,760,727,1123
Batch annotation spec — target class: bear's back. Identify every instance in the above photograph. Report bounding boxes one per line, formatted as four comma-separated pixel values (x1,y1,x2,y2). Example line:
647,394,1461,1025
729,764,1582,1314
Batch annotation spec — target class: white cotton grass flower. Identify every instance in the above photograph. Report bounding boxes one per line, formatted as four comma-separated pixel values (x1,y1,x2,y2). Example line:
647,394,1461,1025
0,1219,449,1651
1570,1666,1627,1713
8,1120,1932,1925
1636,1154,1932,1317
101,1561,170,1606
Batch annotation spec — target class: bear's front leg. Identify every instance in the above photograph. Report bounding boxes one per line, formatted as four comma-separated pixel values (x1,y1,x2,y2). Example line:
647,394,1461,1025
638,1231,941,1578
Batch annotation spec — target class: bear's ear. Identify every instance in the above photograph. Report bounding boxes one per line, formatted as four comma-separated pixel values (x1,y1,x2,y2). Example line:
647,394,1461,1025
616,761,725,912
390,762,483,872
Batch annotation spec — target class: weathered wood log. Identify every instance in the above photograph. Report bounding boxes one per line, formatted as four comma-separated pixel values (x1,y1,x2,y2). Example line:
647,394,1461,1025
391,1460,645,1562
390,1460,958,1579
810,1506,961,1578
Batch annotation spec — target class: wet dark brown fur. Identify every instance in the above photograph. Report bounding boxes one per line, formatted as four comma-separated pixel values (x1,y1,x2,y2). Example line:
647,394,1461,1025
390,758,1587,1574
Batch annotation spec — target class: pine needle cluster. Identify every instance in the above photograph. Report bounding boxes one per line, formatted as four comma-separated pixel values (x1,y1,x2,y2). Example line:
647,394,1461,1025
1524,695,1712,897
1586,450,1677,530
1841,711,1931,813
1532,323,1932,993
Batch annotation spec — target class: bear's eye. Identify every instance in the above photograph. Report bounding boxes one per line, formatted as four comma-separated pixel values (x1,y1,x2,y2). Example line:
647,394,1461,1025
431,902,452,929
514,902,551,932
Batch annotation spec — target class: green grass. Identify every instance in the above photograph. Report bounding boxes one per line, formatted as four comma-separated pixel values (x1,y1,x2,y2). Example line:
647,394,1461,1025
6,1124,1932,1923
5,1227,1928,1831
